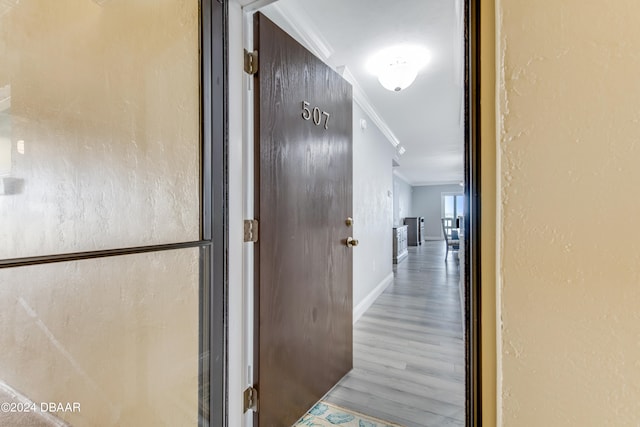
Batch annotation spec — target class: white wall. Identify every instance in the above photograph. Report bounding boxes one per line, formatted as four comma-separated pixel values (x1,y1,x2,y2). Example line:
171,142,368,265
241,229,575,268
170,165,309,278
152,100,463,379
498,1,640,425
352,103,395,314
393,173,412,226
411,184,461,239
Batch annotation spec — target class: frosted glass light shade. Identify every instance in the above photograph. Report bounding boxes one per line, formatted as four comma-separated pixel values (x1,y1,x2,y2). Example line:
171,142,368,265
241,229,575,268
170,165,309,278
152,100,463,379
367,45,430,93
377,60,418,92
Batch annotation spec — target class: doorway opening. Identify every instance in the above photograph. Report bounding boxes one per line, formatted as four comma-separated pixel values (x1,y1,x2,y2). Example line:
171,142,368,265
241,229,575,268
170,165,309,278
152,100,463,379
229,0,480,425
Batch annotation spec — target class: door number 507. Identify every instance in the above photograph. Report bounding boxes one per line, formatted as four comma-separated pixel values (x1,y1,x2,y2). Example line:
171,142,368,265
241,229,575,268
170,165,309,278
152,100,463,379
302,101,330,130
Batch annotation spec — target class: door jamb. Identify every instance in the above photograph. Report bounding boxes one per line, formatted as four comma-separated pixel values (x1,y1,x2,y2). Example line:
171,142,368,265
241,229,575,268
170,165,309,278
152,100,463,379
466,0,481,425
202,1,228,427
222,0,483,425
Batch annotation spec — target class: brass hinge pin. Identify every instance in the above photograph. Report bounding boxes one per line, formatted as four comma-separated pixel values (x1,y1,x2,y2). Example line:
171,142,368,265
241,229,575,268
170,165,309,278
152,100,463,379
244,219,259,243
244,49,258,75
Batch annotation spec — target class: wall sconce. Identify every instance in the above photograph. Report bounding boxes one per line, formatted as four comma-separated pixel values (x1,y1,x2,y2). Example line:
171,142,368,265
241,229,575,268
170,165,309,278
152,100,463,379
367,45,430,92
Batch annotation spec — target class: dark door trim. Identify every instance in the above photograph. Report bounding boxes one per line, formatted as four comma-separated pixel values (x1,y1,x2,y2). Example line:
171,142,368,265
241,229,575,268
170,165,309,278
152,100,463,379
465,0,481,425
213,0,482,425
202,1,228,427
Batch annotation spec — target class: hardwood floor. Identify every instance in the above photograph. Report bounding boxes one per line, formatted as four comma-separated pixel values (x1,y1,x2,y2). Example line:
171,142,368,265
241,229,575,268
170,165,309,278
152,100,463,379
324,241,465,427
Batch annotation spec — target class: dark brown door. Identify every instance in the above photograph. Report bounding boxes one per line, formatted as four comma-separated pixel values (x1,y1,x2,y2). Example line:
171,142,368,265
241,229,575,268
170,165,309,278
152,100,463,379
253,12,353,427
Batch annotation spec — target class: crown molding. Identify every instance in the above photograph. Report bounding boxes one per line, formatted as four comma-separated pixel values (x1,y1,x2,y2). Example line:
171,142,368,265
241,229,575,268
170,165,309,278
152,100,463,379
392,169,464,187
239,0,279,12
392,169,412,184
412,180,464,187
269,2,333,59
337,66,400,148
267,2,400,150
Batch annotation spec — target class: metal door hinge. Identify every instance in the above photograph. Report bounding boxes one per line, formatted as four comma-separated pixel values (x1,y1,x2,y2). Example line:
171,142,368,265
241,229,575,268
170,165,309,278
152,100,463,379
244,219,259,243
243,386,258,413
244,49,258,75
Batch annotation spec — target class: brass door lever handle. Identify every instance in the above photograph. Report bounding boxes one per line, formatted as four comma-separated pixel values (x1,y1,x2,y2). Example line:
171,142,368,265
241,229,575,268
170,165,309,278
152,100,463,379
346,237,359,248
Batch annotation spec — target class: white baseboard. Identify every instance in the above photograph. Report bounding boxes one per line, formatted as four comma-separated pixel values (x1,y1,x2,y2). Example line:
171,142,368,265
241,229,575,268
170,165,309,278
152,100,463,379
353,272,394,324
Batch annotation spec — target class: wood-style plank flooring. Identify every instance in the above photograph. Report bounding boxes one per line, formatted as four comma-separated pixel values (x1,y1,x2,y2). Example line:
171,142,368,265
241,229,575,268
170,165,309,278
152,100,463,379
324,241,465,427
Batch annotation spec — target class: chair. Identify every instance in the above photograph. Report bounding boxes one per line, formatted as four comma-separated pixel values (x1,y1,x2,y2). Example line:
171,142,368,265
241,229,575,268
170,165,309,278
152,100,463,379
441,217,460,261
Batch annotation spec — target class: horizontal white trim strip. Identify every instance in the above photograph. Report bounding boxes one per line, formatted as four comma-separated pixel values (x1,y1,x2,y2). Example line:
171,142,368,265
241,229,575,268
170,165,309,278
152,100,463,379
338,66,400,148
270,2,333,59
239,0,278,12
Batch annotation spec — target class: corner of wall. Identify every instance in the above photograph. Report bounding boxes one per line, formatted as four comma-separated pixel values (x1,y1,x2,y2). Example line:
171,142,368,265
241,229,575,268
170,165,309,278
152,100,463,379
353,273,394,324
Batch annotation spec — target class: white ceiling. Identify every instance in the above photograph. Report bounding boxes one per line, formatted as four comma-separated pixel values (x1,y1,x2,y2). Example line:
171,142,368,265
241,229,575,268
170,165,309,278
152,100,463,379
260,0,465,185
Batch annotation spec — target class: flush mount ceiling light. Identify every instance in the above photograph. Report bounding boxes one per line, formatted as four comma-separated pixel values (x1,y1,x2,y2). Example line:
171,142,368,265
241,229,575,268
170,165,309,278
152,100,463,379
367,45,430,92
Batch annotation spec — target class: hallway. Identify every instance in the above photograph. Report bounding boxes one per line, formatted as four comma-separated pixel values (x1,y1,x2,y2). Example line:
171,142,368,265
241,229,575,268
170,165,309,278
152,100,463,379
324,241,465,427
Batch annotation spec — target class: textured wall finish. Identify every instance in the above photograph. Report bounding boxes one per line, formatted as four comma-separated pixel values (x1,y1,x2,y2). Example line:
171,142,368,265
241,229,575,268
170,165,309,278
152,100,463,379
0,0,200,259
0,249,200,426
498,0,640,424
0,1,202,426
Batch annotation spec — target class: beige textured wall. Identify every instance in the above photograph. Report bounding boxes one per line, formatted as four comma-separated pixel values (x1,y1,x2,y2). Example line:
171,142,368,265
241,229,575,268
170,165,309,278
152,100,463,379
0,0,200,258
497,0,640,424
0,1,202,426
0,249,200,426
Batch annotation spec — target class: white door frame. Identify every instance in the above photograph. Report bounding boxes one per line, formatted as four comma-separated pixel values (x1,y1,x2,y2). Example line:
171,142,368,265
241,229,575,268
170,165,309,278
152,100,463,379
229,2,281,427
228,2,479,426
